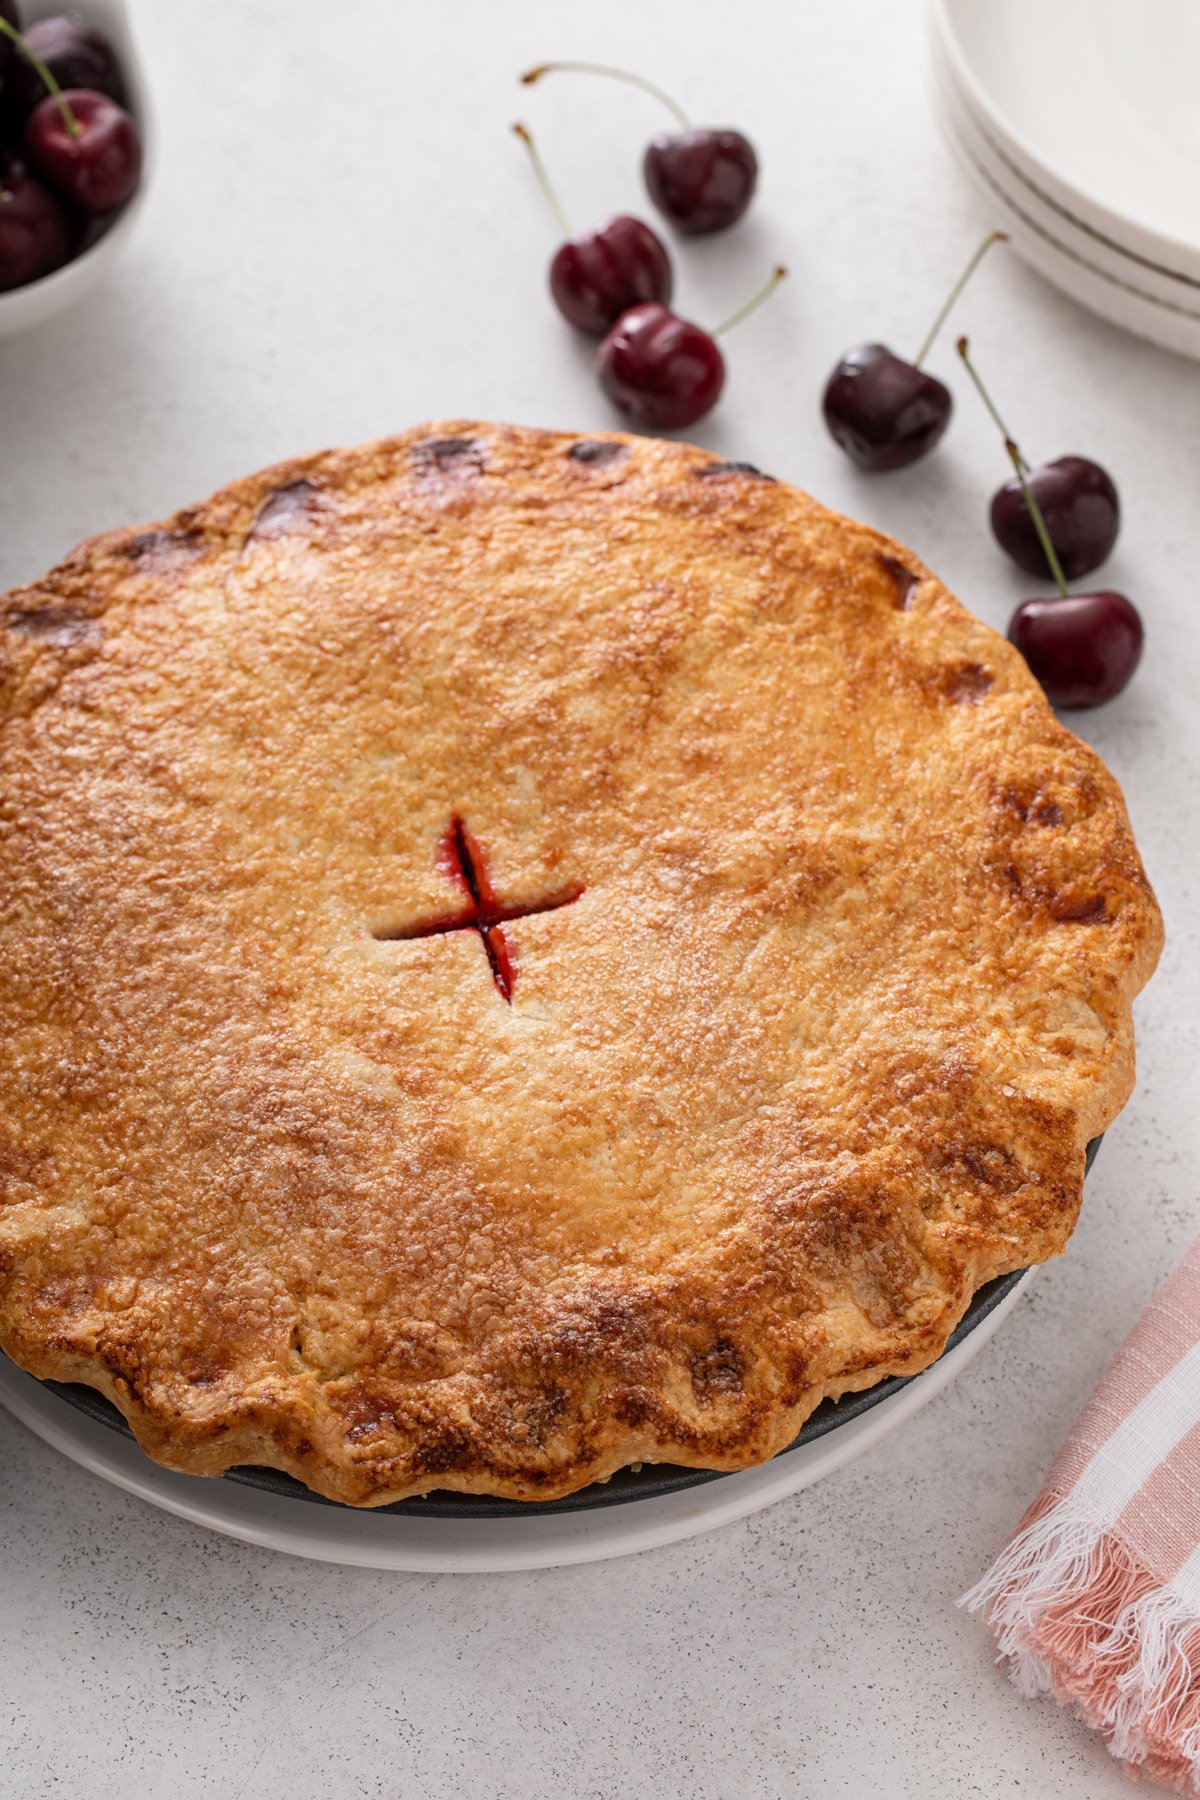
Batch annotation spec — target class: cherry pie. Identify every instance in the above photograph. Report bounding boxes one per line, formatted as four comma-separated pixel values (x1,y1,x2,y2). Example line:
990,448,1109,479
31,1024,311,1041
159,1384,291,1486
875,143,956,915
0,423,1162,1503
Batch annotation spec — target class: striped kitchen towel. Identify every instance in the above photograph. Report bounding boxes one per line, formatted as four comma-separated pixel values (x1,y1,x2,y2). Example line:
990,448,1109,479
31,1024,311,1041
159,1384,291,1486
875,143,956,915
963,1240,1200,1793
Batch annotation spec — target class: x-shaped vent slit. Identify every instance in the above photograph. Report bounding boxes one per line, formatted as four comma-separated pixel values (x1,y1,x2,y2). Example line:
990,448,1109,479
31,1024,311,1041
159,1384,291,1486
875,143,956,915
372,816,584,1002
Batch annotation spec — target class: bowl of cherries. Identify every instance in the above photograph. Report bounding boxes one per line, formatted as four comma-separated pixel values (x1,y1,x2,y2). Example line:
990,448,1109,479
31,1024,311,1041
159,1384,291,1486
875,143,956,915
0,0,148,336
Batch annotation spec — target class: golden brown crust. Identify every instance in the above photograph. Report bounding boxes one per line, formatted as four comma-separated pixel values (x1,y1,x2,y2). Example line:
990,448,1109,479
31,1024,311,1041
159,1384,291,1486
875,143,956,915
0,422,1162,1504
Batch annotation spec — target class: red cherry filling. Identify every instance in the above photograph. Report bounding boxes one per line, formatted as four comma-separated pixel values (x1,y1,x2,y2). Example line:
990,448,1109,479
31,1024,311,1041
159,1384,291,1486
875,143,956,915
372,817,584,1004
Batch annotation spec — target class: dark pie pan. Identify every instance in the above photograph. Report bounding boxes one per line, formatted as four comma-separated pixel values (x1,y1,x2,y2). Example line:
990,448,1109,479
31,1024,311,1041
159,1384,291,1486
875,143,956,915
36,1138,1101,1520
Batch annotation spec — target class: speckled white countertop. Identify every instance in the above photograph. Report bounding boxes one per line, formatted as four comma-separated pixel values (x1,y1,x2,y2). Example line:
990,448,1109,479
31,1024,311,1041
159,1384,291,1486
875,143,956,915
2,2,1198,1795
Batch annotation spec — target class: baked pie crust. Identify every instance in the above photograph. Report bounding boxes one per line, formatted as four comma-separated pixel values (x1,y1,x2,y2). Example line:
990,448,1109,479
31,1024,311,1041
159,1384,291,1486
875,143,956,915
0,423,1162,1504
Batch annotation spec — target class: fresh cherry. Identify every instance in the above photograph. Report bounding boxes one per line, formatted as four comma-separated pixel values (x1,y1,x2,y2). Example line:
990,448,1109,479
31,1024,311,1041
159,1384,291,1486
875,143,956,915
991,455,1120,580
551,216,671,335
0,12,125,137
643,127,757,236
822,345,951,472
1007,592,1143,710
512,122,670,336
958,337,1142,709
958,340,1121,580
24,87,141,215
596,303,724,430
0,155,70,289
822,231,1006,471
595,265,785,431
521,61,757,235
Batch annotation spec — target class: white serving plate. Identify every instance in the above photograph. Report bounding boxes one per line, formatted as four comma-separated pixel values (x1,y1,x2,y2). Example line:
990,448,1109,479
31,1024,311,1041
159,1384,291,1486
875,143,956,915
929,0,1200,360
0,0,153,338
0,1269,1035,1571
931,0,1200,276
930,40,1200,361
931,30,1200,315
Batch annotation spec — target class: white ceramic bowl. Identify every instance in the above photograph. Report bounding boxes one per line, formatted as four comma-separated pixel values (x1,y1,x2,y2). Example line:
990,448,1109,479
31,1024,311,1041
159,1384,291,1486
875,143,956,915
0,0,153,338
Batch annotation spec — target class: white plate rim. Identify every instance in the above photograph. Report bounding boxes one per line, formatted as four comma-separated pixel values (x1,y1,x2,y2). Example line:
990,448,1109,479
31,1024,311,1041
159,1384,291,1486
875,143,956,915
930,54,1200,361
930,0,1200,281
931,31,1200,303
932,50,1200,323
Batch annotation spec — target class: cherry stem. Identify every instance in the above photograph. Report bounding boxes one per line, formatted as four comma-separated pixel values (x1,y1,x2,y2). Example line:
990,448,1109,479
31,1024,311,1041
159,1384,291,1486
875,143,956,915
913,231,1008,369
956,336,1070,599
712,265,788,339
512,122,572,238
0,16,80,138
521,61,691,131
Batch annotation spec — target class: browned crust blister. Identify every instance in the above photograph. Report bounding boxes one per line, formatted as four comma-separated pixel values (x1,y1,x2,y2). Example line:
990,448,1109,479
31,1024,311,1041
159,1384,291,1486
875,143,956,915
0,423,1162,1504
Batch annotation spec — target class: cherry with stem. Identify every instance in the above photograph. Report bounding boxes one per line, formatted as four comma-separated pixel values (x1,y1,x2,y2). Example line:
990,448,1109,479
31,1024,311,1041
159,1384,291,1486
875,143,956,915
958,342,1120,578
0,15,73,294
957,335,1121,581
957,337,1069,589
956,336,1142,709
0,12,127,137
0,15,141,217
822,230,1007,472
521,60,757,235
0,16,80,140
596,264,787,431
512,121,671,337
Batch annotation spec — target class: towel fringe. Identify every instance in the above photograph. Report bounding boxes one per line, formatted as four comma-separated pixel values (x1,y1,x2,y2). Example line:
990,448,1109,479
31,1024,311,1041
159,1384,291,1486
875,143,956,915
960,1489,1118,1681
962,1492,1200,1794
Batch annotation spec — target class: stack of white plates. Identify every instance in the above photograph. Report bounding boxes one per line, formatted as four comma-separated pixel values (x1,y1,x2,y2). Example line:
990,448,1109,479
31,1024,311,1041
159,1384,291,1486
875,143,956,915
930,0,1200,361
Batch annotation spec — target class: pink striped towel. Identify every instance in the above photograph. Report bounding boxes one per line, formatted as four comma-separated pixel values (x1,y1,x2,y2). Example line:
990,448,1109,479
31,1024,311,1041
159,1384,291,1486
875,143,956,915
963,1240,1200,1792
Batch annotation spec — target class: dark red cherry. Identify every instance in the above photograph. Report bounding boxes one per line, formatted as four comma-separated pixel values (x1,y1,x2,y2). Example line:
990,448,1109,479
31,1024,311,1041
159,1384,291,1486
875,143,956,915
1,14,125,137
822,235,1006,473
957,338,1143,711
0,156,70,288
595,303,725,430
595,266,785,432
1008,592,1143,709
24,88,140,214
643,128,757,234
513,123,672,337
521,63,758,235
991,456,1120,580
550,214,671,336
822,344,952,471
